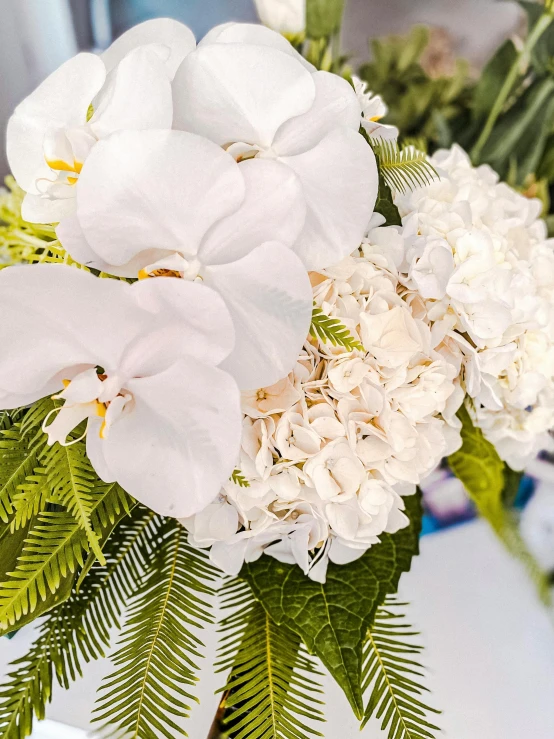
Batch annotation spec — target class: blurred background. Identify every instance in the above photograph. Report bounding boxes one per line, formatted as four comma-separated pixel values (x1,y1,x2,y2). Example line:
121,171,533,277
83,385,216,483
0,0,524,176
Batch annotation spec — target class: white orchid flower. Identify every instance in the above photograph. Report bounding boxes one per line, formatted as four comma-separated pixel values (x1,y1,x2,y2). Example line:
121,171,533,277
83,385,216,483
0,264,241,518
57,129,313,391
254,0,306,34
6,18,195,225
172,23,378,270
352,75,399,142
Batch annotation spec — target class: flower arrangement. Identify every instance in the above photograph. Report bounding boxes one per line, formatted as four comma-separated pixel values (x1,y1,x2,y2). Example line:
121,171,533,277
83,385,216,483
1,2,554,738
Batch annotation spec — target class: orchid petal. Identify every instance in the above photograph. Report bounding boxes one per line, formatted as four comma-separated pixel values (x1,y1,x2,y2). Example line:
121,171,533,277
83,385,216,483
273,71,361,156
173,44,315,149
121,279,236,375
89,46,173,139
200,158,306,265
102,357,241,517
75,130,244,269
22,193,76,225
204,242,312,390
6,54,106,194
101,18,196,79
0,265,145,398
280,127,378,269
201,22,314,70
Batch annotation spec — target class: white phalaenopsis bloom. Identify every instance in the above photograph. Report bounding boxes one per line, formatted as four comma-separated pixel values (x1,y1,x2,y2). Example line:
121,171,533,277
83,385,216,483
172,23,378,269
58,129,312,390
352,75,399,141
394,144,554,468
7,18,194,225
0,265,242,518
184,226,461,581
254,0,306,34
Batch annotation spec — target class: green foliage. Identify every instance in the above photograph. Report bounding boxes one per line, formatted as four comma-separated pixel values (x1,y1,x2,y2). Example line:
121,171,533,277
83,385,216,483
243,493,423,719
372,140,439,193
94,520,217,739
472,40,519,123
310,304,364,352
362,598,440,738
217,580,324,739
358,26,471,149
0,506,162,739
0,398,133,634
448,405,550,604
306,0,345,39
230,469,250,488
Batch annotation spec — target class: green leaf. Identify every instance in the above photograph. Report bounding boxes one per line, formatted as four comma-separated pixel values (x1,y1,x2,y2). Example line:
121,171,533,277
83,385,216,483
217,580,324,739
93,521,217,739
473,40,519,122
371,140,439,193
0,481,130,635
479,78,554,181
448,405,550,604
230,469,250,489
362,597,441,738
306,0,345,39
0,425,46,525
243,493,423,720
0,506,162,739
310,304,364,352
373,172,402,227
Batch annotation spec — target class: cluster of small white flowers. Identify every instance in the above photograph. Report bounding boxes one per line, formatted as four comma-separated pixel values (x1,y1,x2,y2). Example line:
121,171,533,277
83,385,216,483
394,144,554,469
184,223,461,581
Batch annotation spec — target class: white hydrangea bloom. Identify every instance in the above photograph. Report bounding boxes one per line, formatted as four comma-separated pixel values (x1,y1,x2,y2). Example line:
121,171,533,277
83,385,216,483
395,144,554,469
183,232,460,581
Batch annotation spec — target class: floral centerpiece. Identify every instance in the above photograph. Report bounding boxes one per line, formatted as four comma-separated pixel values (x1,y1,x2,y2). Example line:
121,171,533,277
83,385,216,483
1,1,554,738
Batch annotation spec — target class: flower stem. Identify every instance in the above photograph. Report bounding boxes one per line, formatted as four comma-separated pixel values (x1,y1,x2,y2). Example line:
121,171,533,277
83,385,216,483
471,10,554,165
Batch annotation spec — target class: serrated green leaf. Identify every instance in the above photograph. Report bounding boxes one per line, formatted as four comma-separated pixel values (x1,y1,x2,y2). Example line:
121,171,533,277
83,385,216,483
243,493,423,719
372,140,439,194
306,0,345,39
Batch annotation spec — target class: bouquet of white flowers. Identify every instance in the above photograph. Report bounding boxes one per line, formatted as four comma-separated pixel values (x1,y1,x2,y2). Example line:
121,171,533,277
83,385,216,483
1,2,554,738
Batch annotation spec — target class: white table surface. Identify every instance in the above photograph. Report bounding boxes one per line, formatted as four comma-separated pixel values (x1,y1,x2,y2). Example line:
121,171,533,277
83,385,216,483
3,519,554,738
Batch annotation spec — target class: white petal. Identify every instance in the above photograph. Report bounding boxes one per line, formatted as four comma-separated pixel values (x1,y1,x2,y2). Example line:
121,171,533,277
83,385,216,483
22,193,76,224
173,44,315,149
273,71,361,156
121,278,236,374
281,127,378,269
201,22,313,70
86,416,116,483
75,130,244,269
102,357,241,518
101,18,196,79
56,214,171,276
209,539,249,576
201,158,306,265
90,46,173,139
328,538,366,565
7,54,106,194
0,265,142,398
204,243,312,390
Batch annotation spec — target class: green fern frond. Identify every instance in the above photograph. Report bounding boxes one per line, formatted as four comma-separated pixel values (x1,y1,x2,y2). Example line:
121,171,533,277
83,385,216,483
372,140,438,193
230,469,250,488
362,597,440,738
0,506,162,739
10,468,50,532
217,580,325,739
310,304,364,352
0,480,128,633
0,427,45,525
93,521,217,739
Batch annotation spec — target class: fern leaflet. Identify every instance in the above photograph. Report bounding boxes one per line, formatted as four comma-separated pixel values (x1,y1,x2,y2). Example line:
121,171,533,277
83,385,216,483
310,304,364,352
217,579,325,739
372,140,438,193
362,598,440,738
0,506,162,739
93,521,217,739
